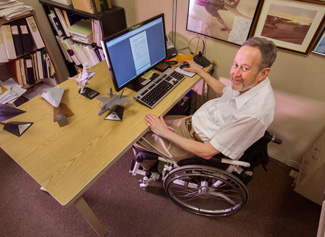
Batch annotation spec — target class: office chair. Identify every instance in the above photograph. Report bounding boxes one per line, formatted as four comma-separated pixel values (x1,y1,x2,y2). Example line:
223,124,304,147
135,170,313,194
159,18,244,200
130,131,282,217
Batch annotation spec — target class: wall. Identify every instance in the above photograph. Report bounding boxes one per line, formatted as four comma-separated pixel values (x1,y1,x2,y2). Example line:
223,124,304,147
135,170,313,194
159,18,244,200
112,0,325,167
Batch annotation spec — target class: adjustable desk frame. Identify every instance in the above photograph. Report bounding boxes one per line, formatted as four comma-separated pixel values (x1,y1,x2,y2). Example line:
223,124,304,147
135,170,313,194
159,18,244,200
0,61,211,236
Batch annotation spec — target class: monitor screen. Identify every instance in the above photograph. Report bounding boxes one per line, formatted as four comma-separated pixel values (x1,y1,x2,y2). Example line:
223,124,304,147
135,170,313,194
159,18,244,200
101,13,167,92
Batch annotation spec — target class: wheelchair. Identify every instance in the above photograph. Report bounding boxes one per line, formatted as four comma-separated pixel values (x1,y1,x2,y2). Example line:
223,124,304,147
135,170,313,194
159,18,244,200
129,131,282,217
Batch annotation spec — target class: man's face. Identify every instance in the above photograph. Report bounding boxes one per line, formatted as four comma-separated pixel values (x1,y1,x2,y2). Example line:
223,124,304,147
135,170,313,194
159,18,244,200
230,45,268,94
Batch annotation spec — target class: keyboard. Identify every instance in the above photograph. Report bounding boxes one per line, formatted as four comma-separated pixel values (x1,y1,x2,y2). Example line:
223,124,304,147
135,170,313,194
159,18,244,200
134,68,185,108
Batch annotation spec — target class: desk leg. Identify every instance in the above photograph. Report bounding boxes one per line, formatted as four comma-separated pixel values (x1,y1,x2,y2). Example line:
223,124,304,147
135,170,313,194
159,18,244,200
74,196,107,237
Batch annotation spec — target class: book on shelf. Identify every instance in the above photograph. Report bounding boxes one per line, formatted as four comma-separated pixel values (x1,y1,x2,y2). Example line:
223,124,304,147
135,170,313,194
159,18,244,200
6,59,24,85
67,19,92,38
0,27,9,63
36,50,44,79
68,19,93,44
91,19,103,47
54,7,71,37
25,16,45,49
71,43,91,66
24,54,35,85
19,57,27,85
55,35,73,63
48,12,63,36
1,24,16,60
62,37,81,65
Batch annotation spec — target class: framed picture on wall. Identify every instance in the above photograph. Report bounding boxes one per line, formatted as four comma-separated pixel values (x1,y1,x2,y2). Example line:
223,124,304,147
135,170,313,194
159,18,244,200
295,0,325,5
252,0,325,54
312,29,325,56
186,0,262,45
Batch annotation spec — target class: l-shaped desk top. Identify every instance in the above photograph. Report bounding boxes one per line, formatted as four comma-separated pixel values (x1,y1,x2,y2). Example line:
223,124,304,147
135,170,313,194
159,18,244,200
0,60,210,207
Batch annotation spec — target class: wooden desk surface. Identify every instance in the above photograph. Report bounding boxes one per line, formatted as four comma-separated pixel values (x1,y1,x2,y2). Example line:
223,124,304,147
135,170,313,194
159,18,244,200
0,61,208,207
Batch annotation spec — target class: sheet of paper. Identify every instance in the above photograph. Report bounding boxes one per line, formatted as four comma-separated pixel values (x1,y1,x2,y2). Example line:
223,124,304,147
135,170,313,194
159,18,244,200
174,65,196,78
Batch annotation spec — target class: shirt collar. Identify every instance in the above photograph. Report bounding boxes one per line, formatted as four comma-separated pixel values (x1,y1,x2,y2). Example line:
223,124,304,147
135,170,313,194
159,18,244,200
232,77,270,109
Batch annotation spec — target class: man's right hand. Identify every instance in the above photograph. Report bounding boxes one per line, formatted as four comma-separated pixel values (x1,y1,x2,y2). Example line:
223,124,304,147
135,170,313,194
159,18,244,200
182,60,204,74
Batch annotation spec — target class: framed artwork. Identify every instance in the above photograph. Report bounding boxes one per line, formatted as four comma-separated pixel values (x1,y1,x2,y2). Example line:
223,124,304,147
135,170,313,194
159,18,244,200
186,0,262,45
295,0,325,5
312,29,325,56
252,0,325,54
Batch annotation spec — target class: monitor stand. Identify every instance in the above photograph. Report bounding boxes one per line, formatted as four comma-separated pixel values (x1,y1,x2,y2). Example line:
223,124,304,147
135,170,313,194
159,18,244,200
126,77,150,92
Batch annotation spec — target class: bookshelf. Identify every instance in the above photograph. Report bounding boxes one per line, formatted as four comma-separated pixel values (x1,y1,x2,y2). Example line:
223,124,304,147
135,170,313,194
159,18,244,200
39,0,127,76
0,10,63,105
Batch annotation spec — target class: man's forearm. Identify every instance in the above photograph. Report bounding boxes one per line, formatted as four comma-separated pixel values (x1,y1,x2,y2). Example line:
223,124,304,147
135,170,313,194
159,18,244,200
197,68,225,97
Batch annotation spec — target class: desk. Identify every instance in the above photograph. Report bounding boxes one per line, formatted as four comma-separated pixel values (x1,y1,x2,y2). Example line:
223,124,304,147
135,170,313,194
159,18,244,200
0,60,210,236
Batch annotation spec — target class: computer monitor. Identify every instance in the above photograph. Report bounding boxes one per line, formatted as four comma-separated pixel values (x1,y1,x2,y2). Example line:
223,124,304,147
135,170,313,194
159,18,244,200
101,13,167,92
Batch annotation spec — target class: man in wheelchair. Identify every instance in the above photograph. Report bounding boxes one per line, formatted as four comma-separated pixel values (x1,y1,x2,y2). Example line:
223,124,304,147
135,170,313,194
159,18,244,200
133,37,277,169
131,37,279,216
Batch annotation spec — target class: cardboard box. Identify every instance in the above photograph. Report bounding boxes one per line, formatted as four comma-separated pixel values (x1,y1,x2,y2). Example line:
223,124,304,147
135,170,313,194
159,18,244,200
71,0,112,14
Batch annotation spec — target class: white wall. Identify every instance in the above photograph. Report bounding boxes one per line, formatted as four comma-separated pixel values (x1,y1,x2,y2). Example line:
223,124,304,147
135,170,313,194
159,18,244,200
113,0,325,167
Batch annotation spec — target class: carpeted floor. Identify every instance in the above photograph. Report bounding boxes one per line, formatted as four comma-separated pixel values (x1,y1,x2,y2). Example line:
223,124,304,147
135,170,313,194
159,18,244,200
0,148,321,237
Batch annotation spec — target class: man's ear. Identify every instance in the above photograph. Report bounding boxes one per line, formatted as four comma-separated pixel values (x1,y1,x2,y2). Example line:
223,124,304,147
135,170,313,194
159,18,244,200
258,68,270,82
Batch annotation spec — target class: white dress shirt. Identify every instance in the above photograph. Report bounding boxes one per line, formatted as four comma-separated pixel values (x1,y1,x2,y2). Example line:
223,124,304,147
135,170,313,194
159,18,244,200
192,77,276,160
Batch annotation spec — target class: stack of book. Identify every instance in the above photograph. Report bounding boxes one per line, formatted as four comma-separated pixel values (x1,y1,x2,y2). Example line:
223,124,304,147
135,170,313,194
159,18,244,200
67,19,92,44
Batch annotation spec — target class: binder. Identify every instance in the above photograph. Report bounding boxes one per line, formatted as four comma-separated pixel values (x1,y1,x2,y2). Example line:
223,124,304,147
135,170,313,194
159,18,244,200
1,24,17,60
16,18,34,54
10,24,24,56
24,54,35,85
0,28,9,63
25,16,45,49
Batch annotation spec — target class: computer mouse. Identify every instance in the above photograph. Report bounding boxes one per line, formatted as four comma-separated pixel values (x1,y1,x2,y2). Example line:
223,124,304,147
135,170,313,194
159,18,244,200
180,63,190,69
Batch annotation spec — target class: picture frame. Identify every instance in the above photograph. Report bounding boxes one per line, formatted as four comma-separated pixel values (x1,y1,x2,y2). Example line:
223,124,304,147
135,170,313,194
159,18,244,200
186,0,262,45
252,0,325,55
295,0,325,5
312,29,325,56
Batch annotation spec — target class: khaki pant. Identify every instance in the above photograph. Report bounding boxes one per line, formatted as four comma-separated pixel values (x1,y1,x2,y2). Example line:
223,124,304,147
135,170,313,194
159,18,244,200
132,115,202,169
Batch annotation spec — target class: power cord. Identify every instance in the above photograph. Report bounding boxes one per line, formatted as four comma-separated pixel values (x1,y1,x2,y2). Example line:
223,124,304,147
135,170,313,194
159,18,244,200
177,34,206,56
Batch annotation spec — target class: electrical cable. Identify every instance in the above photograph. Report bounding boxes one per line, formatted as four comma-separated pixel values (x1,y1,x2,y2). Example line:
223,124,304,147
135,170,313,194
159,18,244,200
176,35,206,56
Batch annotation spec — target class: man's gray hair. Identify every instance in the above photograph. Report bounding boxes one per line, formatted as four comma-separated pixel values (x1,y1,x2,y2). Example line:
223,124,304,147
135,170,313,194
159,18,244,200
242,37,277,71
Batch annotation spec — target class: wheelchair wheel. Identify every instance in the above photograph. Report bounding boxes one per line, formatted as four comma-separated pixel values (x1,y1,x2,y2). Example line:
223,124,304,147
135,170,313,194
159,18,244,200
163,165,248,217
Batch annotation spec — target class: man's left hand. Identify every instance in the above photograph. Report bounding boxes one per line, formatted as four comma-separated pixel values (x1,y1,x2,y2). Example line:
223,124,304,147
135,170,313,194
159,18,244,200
145,113,169,137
